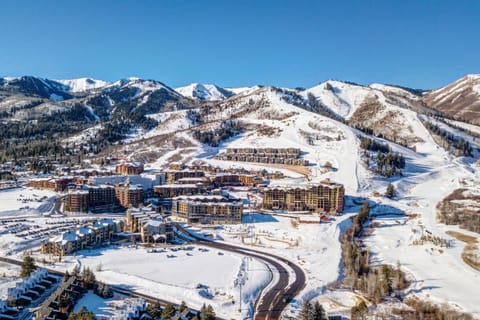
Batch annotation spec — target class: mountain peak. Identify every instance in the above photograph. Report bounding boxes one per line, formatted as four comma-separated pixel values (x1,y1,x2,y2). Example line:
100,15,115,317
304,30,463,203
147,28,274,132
175,83,233,101
56,78,110,92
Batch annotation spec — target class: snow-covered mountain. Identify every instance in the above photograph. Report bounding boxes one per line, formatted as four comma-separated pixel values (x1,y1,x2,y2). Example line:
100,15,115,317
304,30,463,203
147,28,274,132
2,73,480,318
226,85,263,97
56,78,110,92
2,74,480,145
0,75,72,100
423,74,480,124
175,83,234,101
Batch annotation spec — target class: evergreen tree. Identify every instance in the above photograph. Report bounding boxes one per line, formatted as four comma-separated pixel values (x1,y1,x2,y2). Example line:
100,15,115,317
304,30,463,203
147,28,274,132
385,183,395,198
81,267,96,289
20,255,36,278
351,300,368,320
72,265,80,277
299,300,313,320
179,300,188,312
146,301,161,319
162,303,176,319
67,306,95,320
200,303,216,320
312,301,327,320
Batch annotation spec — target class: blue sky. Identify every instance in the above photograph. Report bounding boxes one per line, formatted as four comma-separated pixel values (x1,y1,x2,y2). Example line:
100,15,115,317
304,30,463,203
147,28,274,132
0,0,478,89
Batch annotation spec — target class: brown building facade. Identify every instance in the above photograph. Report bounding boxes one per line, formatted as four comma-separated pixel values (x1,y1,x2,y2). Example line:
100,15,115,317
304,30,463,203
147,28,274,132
262,180,344,214
171,195,243,224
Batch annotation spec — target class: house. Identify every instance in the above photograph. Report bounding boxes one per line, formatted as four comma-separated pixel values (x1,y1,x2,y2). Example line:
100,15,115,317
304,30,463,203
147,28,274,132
107,298,147,320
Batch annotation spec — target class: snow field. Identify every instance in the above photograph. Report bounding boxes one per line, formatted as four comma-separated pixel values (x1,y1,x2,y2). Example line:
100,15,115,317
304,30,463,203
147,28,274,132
47,244,271,319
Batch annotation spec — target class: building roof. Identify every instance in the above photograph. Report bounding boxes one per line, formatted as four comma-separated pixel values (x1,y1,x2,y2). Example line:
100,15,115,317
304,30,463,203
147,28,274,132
154,184,200,189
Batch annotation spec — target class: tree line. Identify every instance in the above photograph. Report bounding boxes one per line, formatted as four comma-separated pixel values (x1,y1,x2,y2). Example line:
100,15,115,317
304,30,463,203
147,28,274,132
424,121,474,157
340,201,408,319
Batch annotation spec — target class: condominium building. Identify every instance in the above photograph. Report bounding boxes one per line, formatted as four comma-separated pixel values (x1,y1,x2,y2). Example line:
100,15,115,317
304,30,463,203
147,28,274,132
216,147,309,165
115,184,144,208
153,184,204,198
125,208,174,243
171,195,243,224
64,190,89,213
41,219,119,256
165,170,205,184
115,162,144,175
88,184,116,208
262,179,345,214
27,177,74,192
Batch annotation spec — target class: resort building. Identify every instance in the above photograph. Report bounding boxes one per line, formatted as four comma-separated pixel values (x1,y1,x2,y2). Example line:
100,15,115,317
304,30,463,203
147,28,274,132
41,219,119,256
115,183,144,208
216,147,309,166
171,194,243,224
115,162,144,175
153,184,204,198
125,208,174,243
27,177,74,192
64,190,89,213
262,179,345,214
164,170,205,184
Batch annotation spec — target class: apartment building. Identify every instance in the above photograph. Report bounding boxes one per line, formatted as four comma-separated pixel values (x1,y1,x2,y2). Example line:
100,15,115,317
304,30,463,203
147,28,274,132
27,177,74,192
125,208,174,243
171,195,243,224
216,147,309,166
153,184,204,198
262,179,345,214
115,183,144,208
164,169,205,184
115,162,144,175
64,190,89,213
41,219,119,256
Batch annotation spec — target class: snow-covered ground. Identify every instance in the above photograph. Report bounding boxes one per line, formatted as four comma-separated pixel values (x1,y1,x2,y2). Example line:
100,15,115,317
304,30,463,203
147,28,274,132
45,244,270,319
0,187,56,216
0,262,21,300
215,212,356,317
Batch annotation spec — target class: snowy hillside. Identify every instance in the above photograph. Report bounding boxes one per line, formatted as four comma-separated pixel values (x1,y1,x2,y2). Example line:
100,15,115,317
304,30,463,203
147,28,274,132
56,78,110,92
423,74,480,124
175,83,234,101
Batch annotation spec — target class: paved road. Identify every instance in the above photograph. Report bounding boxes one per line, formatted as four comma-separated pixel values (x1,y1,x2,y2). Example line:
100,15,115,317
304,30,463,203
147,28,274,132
175,223,306,320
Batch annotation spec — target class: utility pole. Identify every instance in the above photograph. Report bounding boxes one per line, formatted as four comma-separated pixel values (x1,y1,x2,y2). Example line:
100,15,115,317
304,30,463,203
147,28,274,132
234,259,247,314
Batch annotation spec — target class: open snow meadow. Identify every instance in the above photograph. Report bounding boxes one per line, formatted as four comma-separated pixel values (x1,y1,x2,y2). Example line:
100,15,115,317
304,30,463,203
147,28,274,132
47,244,271,319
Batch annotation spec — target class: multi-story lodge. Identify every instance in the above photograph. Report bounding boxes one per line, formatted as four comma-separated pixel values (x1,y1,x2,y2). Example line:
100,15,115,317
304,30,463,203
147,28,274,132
64,183,144,213
171,194,243,224
89,184,116,209
153,184,204,198
27,177,74,192
164,169,205,184
115,162,144,175
64,190,89,212
124,208,174,243
216,147,309,166
262,179,345,214
41,219,119,256
115,183,144,208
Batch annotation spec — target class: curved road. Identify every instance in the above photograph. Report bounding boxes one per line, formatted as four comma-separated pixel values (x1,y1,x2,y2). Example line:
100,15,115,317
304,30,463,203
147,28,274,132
175,223,306,320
